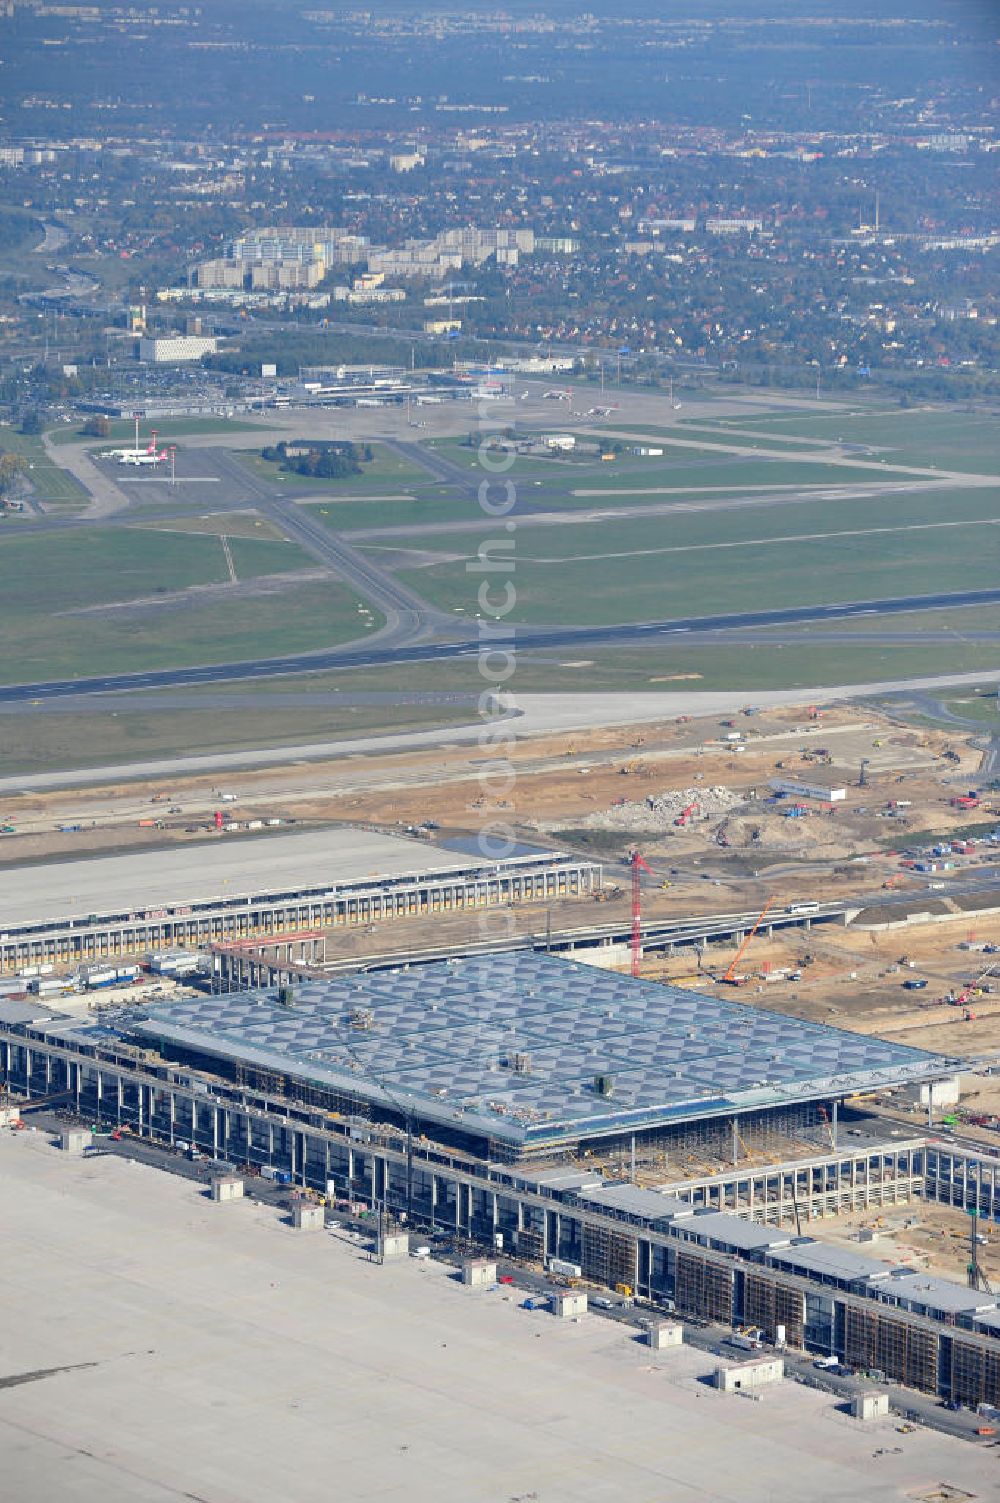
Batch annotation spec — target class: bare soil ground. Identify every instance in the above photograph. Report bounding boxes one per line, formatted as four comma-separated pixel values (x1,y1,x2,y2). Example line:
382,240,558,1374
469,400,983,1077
0,701,983,873
816,1201,1000,1289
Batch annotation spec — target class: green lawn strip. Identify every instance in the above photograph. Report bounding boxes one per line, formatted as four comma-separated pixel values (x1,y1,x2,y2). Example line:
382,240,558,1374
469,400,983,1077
344,487,771,534
309,493,488,530
0,698,472,777
47,417,265,447
0,426,88,506
938,695,1000,726
219,535,315,578
78,633,1000,703
379,508,1000,626
0,580,381,685
564,453,920,491
362,485,1000,574
130,513,288,541
615,422,832,452
747,605,1000,638
705,410,1000,475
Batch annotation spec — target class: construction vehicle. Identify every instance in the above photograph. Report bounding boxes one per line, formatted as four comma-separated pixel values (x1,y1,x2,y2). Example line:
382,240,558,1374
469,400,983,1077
950,962,998,1008
721,896,777,984
674,801,699,827
626,850,674,975
816,1103,836,1150
594,885,623,903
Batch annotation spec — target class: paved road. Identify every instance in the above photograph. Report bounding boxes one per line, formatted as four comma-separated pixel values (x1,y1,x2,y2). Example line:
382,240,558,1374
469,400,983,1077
5,587,1000,705
204,447,454,644
3,669,1000,792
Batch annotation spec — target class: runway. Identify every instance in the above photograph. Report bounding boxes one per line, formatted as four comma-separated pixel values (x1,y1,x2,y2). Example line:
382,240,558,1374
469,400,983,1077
4,585,1000,705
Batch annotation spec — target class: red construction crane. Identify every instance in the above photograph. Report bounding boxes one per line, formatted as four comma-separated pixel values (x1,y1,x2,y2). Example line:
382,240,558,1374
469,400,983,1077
953,961,998,1008
630,849,654,978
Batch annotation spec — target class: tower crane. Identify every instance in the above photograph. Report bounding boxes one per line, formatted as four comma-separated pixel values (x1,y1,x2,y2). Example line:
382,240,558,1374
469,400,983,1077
630,850,654,978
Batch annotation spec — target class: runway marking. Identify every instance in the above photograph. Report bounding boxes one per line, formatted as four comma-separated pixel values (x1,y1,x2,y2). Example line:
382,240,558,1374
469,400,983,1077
571,481,831,496
516,516,1000,564
220,534,237,583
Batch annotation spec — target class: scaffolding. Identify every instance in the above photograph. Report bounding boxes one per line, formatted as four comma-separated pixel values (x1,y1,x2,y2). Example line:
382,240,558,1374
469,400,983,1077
743,1272,805,1348
844,1306,939,1394
582,1224,637,1290
515,1226,544,1263
601,1101,829,1174
675,1250,734,1323
951,1336,1000,1408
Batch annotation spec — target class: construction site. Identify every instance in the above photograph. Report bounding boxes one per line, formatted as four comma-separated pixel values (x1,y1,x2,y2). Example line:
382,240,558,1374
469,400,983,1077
6,694,1000,1416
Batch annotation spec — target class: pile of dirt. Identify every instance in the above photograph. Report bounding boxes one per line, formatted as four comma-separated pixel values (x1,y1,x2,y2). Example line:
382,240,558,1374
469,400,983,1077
720,813,858,859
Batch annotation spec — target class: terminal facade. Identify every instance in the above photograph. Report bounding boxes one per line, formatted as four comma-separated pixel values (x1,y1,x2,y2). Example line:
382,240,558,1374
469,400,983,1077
2,966,998,1408
1,1011,999,1406
0,851,601,975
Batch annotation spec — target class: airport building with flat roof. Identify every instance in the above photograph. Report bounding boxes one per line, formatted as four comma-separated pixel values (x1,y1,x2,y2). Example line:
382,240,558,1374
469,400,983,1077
3,952,1000,1407
129,952,951,1161
0,830,600,974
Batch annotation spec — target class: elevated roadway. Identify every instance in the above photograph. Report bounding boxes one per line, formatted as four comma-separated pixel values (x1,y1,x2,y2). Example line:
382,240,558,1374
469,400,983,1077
221,870,1000,982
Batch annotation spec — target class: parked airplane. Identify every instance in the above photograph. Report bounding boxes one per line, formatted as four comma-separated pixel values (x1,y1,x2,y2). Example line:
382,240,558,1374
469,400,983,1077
119,446,167,467
100,416,156,462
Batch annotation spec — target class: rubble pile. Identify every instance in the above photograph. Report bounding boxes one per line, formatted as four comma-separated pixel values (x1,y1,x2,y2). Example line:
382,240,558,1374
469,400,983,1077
586,785,743,834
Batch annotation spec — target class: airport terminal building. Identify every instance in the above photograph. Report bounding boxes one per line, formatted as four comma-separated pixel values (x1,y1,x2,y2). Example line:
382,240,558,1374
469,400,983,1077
0,832,601,975
4,950,999,1406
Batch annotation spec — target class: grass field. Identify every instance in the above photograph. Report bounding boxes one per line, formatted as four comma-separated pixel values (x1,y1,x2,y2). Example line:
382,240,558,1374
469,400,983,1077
0,426,89,512
132,513,288,541
562,451,918,491
6,631,1000,776
706,409,1000,476
614,422,846,452
1,578,380,684
366,485,1000,627
236,444,428,496
309,492,487,530
939,694,1000,726
48,417,265,447
0,528,309,611
0,696,472,776
750,604,1000,638
0,529,376,684
51,631,1000,704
